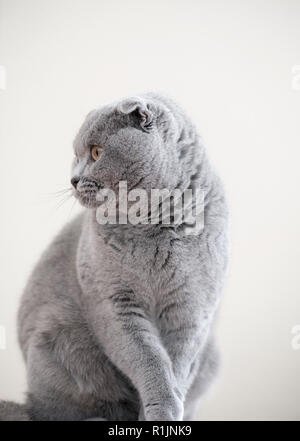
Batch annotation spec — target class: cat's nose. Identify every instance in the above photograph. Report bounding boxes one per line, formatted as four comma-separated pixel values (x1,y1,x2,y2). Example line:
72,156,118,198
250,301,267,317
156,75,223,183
71,176,80,189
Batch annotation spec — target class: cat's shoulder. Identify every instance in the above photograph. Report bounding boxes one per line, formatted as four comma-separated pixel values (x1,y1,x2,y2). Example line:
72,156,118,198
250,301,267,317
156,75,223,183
37,212,85,266
53,212,85,244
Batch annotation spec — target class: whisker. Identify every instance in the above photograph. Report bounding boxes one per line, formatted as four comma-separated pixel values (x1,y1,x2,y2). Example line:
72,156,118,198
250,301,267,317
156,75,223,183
67,198,78,220
35,187,73,205
52,188,73,195
53,193,73,211
47,187,73,198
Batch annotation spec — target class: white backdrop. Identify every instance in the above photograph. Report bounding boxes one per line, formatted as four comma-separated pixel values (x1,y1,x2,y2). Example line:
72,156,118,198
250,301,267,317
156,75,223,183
0,0,300,420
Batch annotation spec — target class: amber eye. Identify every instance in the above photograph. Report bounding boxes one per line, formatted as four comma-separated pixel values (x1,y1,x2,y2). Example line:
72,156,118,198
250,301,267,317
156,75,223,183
91,145,103,161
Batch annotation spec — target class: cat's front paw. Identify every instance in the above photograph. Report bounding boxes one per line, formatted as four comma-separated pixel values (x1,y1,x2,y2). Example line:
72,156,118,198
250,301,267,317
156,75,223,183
144,390,184,421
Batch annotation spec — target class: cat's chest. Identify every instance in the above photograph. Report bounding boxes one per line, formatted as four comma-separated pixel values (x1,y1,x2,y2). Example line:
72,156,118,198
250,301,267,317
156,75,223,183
105,233,179,279
78,226,191,296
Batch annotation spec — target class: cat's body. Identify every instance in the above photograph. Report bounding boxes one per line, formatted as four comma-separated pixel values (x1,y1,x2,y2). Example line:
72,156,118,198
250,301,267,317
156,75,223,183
0,93,229,420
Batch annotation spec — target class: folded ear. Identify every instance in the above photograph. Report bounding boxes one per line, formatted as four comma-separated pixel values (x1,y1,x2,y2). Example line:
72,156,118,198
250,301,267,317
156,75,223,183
118,97,154,132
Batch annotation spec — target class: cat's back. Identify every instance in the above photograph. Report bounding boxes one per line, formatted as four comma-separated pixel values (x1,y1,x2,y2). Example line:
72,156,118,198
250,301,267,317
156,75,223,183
18,213,85,357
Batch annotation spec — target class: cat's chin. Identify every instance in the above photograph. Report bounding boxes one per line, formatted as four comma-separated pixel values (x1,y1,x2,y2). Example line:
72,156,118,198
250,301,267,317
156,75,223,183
75,194,99,209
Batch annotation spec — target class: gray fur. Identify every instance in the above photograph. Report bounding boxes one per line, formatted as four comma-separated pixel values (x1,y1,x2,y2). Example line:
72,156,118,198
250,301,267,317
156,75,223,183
0,401,29,421
1,93,229,420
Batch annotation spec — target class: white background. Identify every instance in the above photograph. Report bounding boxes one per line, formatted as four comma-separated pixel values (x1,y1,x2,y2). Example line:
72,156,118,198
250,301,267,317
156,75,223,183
0,0,300,420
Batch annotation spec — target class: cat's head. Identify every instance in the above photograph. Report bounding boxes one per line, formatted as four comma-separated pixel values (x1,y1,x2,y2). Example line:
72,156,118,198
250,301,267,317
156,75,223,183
71,93,202,209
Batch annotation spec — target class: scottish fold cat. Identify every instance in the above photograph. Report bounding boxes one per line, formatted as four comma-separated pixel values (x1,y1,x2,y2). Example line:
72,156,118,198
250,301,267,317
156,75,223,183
0,93,229,420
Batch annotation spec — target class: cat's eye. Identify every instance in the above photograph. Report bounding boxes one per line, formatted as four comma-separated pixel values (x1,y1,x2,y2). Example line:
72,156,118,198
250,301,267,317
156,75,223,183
90,145,103,161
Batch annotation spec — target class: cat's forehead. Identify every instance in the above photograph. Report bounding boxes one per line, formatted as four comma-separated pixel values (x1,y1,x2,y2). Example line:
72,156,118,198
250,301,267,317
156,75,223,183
85,105,118,134
74,105,121,153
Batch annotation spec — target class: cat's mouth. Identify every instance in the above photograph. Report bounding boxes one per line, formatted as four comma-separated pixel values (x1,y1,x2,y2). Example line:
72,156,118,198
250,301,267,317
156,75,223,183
73,178,102,208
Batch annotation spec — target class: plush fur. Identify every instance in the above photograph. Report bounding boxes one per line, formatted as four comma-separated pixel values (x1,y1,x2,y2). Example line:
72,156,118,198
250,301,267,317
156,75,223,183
0,93,229,421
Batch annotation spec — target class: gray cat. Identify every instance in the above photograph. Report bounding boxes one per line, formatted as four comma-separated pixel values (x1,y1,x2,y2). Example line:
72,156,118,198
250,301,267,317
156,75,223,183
0,93,229,421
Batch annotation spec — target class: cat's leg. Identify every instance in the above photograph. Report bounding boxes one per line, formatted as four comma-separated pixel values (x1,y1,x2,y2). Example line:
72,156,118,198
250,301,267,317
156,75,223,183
0,401,29,421
25,329,140,421
85,290,184,421
25,343,103,421
183,337,220,420
157,281,218,402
